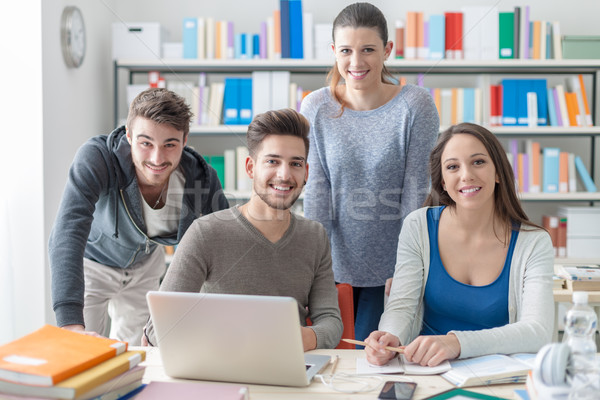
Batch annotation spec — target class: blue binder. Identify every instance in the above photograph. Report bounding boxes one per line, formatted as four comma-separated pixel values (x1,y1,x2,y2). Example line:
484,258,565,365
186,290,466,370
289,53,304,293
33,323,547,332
502,79,518,126
239,78,253,125
289,0,304,59
223,78,240,125
280,0,291,58
542,147,560,193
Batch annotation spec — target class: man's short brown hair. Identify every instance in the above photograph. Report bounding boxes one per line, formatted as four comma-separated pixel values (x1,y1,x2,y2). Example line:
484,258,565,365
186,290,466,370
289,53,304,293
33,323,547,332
126,88,192,138
246,108,310,158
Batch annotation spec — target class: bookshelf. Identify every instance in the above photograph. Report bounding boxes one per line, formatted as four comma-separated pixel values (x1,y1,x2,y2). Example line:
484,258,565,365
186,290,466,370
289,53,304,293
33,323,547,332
113,58,599,204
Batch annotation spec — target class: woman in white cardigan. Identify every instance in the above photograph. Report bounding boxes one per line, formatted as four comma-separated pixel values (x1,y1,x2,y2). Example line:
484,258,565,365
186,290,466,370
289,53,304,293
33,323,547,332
365,123,554,367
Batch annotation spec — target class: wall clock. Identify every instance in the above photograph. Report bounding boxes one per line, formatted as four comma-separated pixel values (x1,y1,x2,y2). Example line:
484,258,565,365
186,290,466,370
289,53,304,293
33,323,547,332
60,6,86,68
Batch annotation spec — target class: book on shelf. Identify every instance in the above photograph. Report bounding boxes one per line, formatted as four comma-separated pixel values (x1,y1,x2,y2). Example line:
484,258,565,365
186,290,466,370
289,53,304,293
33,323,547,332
133,381,248,400
542,215,559,256
0,353,145,400
441,353,535,388
574,156,597,192
0,325,127,386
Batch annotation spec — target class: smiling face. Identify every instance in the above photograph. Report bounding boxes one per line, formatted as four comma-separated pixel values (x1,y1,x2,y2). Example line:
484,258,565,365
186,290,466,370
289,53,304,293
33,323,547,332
333,26,392,91
127,117,187,189
246,135,308,211
440,134,499,211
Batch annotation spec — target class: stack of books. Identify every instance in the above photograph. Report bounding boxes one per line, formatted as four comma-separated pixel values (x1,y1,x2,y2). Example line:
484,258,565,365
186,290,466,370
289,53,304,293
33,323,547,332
0,325,145,400
556,264,600,291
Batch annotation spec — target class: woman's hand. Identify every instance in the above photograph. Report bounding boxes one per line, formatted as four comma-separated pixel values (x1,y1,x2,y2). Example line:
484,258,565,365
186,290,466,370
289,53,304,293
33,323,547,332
403,333,461,366
364,330,401,366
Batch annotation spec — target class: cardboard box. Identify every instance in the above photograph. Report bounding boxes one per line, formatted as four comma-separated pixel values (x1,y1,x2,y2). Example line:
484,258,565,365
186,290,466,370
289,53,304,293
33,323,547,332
112,22,164,60
562,36,600,59
558,207,600,237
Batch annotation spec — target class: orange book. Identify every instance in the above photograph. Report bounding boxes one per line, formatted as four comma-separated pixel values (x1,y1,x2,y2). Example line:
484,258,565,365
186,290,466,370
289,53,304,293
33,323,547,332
578,74,593,125
517,153,526,193
416,12,424,59
0,325,127,386
559,151,569,193
215,21,222,59
273,10,281,57
405,11,417,59
530,141,541,193
433,88,441,119
532,21,541,59
451,88,458,125
565,92,580,126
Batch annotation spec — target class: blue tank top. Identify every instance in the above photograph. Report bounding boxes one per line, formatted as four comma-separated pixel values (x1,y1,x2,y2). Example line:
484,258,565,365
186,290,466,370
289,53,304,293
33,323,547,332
421,206,518,336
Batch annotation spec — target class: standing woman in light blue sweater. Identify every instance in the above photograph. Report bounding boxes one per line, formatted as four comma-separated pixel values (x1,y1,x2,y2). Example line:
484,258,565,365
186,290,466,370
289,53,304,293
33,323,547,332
300,2,439,343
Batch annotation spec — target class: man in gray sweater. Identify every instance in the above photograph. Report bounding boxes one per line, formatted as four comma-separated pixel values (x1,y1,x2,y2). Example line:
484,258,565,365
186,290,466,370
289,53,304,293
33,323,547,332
144,109,343,350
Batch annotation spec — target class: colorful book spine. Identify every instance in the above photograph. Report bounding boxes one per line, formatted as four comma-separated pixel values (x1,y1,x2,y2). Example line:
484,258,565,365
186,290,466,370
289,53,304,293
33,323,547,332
428,14,445,60
395,20,405,59
499,12,515,59
530,141,541,193
559,152,569,193
279,0,291,58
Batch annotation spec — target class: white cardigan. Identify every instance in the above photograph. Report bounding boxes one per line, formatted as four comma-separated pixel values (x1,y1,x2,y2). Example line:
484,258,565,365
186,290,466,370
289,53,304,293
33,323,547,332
379,207,555,358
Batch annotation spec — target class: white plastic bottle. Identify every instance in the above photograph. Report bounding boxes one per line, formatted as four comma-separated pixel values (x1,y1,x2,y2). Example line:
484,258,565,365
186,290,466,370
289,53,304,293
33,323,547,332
564,291,598,399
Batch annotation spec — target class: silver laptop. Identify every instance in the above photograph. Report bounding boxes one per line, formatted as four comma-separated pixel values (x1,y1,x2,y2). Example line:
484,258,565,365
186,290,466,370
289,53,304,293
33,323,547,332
146,291,331,387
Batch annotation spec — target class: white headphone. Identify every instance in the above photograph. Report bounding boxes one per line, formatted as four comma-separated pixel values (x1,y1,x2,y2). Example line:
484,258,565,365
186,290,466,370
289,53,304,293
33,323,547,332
533,342,600,399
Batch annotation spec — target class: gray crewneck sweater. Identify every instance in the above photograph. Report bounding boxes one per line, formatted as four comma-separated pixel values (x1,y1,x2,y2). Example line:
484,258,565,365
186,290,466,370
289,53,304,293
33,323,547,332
145,206,343,348
301,85,440,286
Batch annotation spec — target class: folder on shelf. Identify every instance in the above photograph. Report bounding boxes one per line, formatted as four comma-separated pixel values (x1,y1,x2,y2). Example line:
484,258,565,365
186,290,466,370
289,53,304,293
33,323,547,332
416,12,426,59
499,12,515,58
529,141,541,193
555,84,569,127
206,17,215,59
565,92,580,126
236,146,252,192
547,87,558,126
279,0,291,58
223,78,240,125
463,88,475,123
252,71,272,117
271,71,290,110
405,11,417,59
239,78,253,125
501,79,518,126
568,153,577,192
303,12,314,60
288,0,304,59
429,14,445,60
542,147,560,193
224,149,236,193
197,17,206,60
578,74,593,125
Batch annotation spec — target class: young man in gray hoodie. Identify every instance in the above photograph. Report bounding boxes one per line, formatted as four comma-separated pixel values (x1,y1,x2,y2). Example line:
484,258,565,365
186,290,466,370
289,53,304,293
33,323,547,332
49,88,228,344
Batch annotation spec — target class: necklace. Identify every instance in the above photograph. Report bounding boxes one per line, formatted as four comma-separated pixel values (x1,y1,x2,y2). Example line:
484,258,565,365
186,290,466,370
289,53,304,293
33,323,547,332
151,182,168,209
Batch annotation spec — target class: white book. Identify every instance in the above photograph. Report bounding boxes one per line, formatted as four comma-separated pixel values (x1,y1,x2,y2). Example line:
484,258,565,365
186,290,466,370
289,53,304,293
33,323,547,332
197,17,205,59
568,152,577,192
267,16,275,60
303,12,314,60
552,21,563,59
461,6,498,60
527,91,538,127
236,146,252,192
555,84,569,127
205,17,215,59
191,86,200,126
442,353,535,387
200,85,210,126
252,71,272,117
314,23,334,61
224,149,236,193
440,89,452,128
208,82,224,126
271,71,290,110
289,82,298,110
519,6,529,59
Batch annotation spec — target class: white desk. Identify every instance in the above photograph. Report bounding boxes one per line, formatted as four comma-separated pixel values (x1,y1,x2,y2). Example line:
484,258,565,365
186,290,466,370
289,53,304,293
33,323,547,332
136,347,523,399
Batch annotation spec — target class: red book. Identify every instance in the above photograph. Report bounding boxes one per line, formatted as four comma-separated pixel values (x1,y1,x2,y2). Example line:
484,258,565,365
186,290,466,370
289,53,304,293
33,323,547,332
557,217,567,257
542,215,559,256
444,12,463,59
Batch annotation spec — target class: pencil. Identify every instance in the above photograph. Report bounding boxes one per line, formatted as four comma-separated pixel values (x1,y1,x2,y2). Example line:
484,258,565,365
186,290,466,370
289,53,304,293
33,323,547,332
342,338,405,353
330,355,339,375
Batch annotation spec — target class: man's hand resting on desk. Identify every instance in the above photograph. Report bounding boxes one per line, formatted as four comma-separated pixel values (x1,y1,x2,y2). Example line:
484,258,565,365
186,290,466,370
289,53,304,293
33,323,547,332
365,331,401,365
403,333,461,367
61,324,104,338
301,326,317,351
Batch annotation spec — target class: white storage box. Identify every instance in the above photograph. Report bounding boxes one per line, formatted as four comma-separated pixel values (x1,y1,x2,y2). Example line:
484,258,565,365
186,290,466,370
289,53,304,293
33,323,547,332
112,22,164,60
558,207,600,237
566,237,600,258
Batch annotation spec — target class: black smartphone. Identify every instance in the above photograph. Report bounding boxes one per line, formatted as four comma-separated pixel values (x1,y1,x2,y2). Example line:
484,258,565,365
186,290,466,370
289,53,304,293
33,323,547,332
378,381,417,400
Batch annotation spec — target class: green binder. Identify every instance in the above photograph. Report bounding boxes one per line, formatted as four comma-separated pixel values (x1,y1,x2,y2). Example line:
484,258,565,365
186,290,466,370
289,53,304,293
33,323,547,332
499,12,515,59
